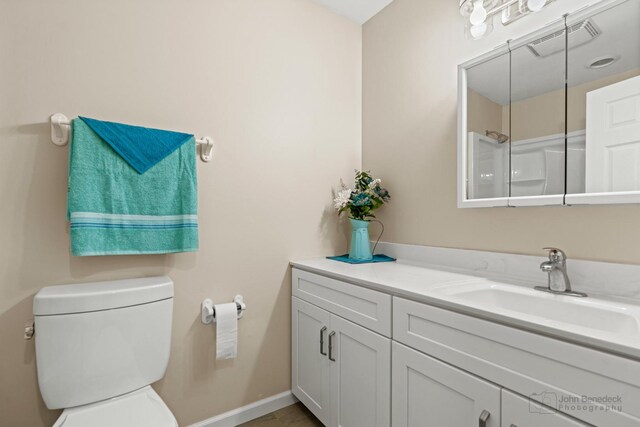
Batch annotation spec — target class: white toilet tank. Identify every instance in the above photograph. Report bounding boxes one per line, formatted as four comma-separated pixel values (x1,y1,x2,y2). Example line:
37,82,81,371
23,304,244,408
33,276,174,410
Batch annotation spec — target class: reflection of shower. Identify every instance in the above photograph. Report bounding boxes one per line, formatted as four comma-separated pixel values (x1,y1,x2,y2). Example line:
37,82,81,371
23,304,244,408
485,130,510,144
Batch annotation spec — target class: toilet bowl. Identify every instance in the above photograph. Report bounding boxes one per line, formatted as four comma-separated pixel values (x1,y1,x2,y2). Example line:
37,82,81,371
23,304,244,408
33,276,178,427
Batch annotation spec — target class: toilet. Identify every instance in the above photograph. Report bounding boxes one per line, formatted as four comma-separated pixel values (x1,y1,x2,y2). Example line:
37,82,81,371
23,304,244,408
33,276,178,427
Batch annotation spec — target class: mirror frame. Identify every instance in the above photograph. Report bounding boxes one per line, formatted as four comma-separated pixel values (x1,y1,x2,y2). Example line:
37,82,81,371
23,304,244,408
457,0,639,208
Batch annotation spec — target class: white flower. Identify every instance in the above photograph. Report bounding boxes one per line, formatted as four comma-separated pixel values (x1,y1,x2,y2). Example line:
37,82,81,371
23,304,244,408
368,178,381,189
334,189,353,210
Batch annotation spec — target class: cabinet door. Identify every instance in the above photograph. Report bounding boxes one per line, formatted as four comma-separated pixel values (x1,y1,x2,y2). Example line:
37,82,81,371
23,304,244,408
329,315,391,427
502,390,591,427
392,342,501,427
292,297,331,424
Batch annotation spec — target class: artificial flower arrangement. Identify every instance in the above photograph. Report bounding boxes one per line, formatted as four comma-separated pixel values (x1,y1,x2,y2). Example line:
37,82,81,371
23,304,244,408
333,170,390,261
334,170,391,220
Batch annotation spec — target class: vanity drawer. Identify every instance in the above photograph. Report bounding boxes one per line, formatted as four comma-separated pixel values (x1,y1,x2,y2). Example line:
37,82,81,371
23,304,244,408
393,296,640,427
292,268,391,337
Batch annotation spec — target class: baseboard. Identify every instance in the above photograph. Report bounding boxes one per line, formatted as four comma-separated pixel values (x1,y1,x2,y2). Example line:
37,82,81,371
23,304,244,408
188,391,298,427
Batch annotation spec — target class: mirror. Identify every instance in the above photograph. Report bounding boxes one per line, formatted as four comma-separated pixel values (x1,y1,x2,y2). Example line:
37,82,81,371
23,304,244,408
566,0,640,199
509,26,566,202
465,52,511,201
458,0,640,207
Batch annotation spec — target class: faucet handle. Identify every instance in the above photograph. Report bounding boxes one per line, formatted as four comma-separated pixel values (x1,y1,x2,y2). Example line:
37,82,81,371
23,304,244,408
543,247,566,263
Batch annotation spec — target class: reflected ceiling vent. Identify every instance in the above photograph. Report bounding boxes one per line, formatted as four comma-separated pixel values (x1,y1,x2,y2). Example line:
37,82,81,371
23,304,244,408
527,19,601,57
587,56,618,69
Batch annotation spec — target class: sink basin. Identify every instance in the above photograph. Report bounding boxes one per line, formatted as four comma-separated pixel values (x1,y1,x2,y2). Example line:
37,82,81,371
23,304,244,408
432,281,640,338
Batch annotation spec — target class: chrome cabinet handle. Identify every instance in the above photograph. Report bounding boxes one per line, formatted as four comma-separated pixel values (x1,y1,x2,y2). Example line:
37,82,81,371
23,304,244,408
328,331,336,362
479,410,490,427
320,326,327,356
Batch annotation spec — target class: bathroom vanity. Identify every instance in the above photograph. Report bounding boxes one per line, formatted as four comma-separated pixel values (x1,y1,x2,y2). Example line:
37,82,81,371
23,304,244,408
291,244,640,427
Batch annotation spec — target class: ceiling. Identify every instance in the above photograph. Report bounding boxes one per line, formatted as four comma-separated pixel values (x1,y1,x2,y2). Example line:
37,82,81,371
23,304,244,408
309,0,394,24
467,0,640,105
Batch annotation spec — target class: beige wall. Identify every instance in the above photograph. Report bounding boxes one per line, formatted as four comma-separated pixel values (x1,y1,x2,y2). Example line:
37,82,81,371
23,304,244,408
0,1,361,426
468,67,640,142
466,89,503,136
362,0,640,265
509,68,640,141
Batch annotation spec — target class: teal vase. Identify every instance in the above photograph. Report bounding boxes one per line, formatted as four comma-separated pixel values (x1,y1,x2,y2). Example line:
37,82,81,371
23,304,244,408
348,218,373,261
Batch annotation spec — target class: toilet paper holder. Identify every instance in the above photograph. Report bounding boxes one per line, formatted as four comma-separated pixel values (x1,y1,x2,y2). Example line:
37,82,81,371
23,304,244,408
201,295,246,324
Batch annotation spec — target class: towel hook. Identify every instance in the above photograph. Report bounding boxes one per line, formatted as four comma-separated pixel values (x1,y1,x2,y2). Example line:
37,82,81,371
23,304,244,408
50,113,71,146
200,137,214,162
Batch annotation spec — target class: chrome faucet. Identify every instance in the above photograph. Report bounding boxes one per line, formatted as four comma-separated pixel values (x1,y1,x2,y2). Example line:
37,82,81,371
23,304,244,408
535,248,587,297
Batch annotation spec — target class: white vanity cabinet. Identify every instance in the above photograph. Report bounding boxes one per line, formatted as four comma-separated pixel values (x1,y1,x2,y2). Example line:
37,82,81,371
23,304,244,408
392,342,501,427
291,269,392,427
501,390,590,427
291,297,332,422
327,314,391,427
291,266,640,427
392,296,640,427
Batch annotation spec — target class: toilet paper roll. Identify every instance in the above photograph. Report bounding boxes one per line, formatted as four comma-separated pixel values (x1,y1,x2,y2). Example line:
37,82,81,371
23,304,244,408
215,302,238,360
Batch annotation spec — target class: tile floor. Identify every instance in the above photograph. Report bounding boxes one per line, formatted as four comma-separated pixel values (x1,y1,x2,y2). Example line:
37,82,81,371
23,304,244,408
238,402,323,426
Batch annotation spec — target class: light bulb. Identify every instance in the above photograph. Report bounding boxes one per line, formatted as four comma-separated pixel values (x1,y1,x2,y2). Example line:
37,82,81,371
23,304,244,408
527,0,546,12
470,23,489,39
470,0,488,25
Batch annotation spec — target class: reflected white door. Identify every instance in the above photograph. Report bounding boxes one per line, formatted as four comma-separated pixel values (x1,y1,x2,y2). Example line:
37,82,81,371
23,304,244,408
586,75,640,192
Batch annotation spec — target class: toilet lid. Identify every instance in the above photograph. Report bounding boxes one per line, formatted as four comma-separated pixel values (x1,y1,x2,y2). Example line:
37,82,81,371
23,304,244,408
53,386,177,427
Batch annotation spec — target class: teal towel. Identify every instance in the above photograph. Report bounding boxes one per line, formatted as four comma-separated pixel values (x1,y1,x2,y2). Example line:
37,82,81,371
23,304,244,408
327,254,396,264
79,116,193,174
68,118,199,256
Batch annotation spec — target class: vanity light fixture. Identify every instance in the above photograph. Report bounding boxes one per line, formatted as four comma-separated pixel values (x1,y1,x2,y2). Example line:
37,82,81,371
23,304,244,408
469,0,489,25
466,18,494,40
526,0,546,12
460,0,555,40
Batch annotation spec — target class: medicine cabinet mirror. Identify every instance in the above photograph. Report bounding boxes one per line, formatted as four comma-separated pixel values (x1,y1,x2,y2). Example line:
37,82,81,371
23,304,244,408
458,0,640,208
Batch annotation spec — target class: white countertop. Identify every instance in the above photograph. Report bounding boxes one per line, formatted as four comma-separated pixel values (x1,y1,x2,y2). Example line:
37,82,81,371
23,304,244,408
291,257,495,292
291,257,640,361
